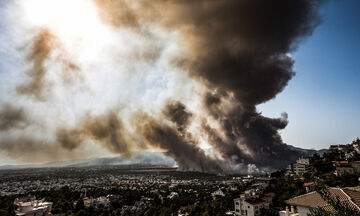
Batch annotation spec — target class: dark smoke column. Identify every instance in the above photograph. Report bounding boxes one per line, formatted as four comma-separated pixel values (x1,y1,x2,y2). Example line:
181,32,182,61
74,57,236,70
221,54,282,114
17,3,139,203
157,0,324,171
85,0,326,172
0,0,325,171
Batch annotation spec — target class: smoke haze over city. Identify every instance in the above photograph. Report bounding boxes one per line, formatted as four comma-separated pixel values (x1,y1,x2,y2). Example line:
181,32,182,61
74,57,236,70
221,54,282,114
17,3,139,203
1,0,356,173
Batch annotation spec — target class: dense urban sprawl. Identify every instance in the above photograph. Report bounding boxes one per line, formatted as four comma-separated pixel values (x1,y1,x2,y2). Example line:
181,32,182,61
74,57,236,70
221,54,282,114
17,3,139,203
1,138,360,216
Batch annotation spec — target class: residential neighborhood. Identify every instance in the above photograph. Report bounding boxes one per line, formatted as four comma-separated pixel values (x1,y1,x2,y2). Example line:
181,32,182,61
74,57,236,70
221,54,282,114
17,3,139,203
1,139,360,215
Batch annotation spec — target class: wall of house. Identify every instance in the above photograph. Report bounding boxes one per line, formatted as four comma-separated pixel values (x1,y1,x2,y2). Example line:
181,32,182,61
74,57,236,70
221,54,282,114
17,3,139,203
242,201,253,216
243,201,262,216
297,206,311,216
234,199,241,215
253,205,261,215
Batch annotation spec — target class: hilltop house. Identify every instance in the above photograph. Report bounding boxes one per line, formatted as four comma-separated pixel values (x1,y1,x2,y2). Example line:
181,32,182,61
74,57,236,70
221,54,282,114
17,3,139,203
333,161,354,176
351,161,360,173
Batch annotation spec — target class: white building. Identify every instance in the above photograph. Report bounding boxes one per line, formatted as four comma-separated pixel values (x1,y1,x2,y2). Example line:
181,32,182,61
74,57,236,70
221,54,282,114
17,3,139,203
15,199,52,216
234,197,270,216
286,157,310,176
234,188,273,216
279,206,299,216
83,196,110,208
167,191,179,199
211,189,225,200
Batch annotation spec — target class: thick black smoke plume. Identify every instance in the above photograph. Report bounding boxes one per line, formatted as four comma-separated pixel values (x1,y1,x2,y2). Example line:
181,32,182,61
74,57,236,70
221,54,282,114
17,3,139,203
115,0,323,171
0,0,325,172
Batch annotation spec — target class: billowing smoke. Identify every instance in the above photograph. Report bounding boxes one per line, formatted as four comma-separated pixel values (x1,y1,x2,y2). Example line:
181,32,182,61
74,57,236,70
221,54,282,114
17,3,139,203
56,110,137,155
0,0,324,173
0,104,28,131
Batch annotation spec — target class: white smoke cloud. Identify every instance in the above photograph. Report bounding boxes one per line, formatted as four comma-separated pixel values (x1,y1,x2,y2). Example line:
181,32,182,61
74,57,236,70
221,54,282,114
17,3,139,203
0,0,323,173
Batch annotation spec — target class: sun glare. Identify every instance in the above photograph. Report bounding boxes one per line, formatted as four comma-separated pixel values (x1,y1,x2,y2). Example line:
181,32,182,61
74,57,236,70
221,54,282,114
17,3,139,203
21,0,108,44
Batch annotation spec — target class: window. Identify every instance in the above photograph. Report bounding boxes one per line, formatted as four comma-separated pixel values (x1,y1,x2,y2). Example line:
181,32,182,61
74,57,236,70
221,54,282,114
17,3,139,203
248,206,250,208
236,202,239,205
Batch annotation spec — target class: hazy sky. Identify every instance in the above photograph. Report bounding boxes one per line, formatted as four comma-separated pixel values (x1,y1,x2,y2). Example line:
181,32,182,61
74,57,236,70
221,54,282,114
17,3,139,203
0,0,357,171
259,0,360,150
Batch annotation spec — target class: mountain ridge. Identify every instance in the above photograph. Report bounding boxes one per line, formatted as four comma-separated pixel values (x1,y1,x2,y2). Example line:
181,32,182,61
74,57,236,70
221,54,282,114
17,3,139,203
0,145,327,170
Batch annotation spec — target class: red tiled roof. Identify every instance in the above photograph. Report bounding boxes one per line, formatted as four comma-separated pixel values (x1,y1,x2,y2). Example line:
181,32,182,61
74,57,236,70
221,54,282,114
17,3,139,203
333,161,349,164
304,182,316,187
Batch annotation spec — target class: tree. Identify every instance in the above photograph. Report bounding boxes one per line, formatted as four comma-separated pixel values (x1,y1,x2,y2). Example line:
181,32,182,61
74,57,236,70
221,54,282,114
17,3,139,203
75,198,84,212
77,209,87,216
0,210,9,216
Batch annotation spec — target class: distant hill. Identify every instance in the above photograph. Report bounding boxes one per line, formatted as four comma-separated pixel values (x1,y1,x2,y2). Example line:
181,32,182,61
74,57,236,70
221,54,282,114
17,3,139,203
0,146,327,171
286,144,327,157
0,152,176,170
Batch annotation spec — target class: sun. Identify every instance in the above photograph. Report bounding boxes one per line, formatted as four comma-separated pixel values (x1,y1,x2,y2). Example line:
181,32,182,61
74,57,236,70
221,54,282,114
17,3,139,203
21,0,108,44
